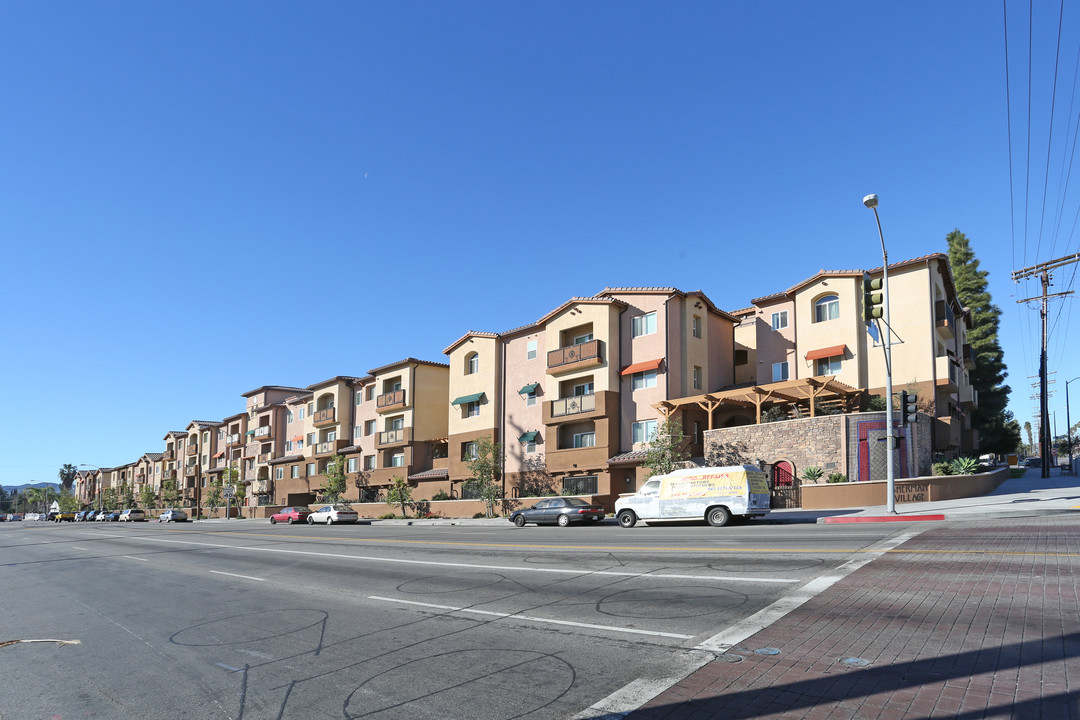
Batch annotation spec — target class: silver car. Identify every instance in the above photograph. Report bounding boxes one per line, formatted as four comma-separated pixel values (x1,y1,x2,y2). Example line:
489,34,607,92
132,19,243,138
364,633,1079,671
159,509,188,523
119,508,146,522
307,504,359,525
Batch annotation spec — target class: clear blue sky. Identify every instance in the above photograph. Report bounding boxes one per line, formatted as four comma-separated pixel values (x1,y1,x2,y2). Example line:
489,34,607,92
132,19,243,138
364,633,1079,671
2,2,1076,485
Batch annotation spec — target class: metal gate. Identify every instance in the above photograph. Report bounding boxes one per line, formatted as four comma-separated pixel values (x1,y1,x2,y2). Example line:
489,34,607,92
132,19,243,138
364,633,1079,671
770,461,801,509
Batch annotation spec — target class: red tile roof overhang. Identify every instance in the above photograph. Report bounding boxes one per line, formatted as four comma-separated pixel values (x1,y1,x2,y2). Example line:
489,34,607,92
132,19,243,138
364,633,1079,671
620,358,664,376
805,344,848,361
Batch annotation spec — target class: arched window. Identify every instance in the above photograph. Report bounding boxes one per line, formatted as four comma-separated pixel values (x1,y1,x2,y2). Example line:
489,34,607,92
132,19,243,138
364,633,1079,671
814,294,839,323
465,352,479,375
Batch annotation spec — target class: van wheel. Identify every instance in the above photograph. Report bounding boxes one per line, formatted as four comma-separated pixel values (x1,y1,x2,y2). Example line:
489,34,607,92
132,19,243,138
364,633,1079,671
617,511,637,528
706,507,731,527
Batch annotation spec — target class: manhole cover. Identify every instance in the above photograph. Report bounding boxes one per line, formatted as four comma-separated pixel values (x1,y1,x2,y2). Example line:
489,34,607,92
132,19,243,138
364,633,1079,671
754,648,781,656
840,657,872,668
716,653,744,663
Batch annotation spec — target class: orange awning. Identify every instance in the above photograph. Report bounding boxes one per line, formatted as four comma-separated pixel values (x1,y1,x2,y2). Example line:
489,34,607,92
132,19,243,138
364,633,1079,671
620,358,664,376
805,344,847,361
213,451,224,459
292,435,303,442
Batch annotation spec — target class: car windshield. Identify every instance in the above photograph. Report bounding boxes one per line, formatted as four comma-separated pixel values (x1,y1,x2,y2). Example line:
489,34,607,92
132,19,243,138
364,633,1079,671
563,498,593,507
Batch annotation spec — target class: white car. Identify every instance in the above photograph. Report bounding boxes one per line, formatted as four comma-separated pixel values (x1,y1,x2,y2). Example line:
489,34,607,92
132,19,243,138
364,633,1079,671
119,508,146,522
159,509,188,523
307,504,359,525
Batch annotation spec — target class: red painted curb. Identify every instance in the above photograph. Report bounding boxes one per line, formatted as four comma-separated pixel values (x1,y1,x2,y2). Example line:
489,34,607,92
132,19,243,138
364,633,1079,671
822,514,946,523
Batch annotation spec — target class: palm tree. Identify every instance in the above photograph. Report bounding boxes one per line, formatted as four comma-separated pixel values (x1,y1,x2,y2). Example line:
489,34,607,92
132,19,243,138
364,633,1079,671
58,464,78,491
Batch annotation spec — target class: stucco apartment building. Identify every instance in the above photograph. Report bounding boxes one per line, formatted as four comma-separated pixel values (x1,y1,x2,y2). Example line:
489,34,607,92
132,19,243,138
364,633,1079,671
441,287,738,500
730,253,979,455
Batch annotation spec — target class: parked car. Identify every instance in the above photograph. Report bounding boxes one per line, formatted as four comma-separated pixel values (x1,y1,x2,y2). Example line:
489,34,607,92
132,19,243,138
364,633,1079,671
508,497,607,527
95,511,112,521
119,508,146,522
74,511,88,521
159,509,188,523
270,507,310,525
54,512,76,522
1024,457,1042,468
84,511,97,521
8,514,22,521
307,505,359,525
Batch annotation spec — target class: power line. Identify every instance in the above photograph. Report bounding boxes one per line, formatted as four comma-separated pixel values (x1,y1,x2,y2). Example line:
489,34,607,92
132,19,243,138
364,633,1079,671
1035,0,1066,261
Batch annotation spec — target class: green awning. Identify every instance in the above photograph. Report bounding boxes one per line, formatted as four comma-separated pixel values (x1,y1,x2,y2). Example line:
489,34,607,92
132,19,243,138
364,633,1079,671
245,430,255,436
519,431,540,443
518,383,539,395
451,392,485,406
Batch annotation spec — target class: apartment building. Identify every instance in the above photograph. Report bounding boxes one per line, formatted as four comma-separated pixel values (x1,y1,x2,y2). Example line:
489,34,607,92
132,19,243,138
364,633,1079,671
735,253,979,455
134,452,164,495
443,288,738,502
239,385,305,503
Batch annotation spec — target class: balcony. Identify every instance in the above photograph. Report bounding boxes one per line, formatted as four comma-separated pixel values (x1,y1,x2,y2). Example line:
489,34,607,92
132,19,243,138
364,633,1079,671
186,445,199,456
244,469,258,482
377,427,412,448
962,343,976,370
959,383,978,408
163,450,176,461
377,389,407,413
312,407,337,427
313,439,349,457
935,300,956,339
547,339,603,376
226,433,243,448
257,453,270,464
136,473,147,484
935,416,961,451
252,426,272,441
935,355,958,393
184,466,197,478
164,469,177,480
250,479,269,494
550,393,596,419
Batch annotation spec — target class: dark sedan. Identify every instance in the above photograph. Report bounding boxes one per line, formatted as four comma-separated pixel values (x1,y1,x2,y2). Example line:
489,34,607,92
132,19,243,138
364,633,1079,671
509,497,606,527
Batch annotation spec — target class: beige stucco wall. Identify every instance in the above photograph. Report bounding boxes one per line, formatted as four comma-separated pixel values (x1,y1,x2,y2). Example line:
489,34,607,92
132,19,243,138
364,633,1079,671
800,467,1008,509
447,336,499,437
503,329,547,475
412,363,449,441
545,301,621,392
752,298,796,383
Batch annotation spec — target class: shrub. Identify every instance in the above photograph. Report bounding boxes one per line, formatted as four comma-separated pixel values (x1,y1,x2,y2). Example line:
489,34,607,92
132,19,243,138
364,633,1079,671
802,466,824,483
472,512,487,519
431,491,451,501
761,406,788,423
932,462,953,476
378,513,397,520
866,396,888,411
950,456,980,475
826,473,848,483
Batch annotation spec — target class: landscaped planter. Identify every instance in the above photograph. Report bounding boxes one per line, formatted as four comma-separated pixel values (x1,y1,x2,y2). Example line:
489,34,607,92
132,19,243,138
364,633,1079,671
799,467,1008,510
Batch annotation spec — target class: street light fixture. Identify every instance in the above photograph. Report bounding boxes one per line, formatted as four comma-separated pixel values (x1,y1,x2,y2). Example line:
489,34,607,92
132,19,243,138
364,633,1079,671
863,194,898,513
1067,376,1080,474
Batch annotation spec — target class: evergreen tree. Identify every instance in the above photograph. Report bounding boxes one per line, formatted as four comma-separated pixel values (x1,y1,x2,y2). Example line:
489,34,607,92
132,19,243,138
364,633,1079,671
947,230,1022,453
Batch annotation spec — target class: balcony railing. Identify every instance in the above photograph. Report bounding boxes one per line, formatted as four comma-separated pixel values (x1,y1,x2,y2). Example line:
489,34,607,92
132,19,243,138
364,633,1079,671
550,393,596,418
377,427,412,447
377,389,407,412
547,339,602,374
186,445,199,456
312,407,337,426
244,469,258,482
962,343,976,370
163,450,176,461
184,466,196,478
226,433,242,447
257,453,270,464
313,439,348,457
252,426,271,440
935,355,958,392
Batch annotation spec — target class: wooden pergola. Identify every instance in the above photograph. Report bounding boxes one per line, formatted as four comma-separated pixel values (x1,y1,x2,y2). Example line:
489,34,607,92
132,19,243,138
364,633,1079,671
653,376,863,429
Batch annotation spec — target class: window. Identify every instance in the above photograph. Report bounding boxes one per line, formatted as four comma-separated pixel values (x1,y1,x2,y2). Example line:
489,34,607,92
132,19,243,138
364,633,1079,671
772,310,788,330
814,295,839,322
465,352,479,374
527,340,537,360
286,409,294,423
525,389,537,407
816,356,842,375
693,366,702,390
462,442,478,460
354,425,361,439
363,455,376,471
308,402,314,415
463,401,480,418
573,381,594,396
298,407,305,420
572,432,595,448
326,430,336,442
772,362,789,382
525,440,536,454
692,315,702,338
275,467,283,480
306,463,316,477
631,369,657,390
355,391,362,406
390,416,404,431
632,419,658,445
735,349,749,365
296,438,304,449
390,453,405,467
365,420,376,436
291,465,299,478
306,433,314,446
366,386,375,401
218,429,224,440
562,475,598,495
347,458,358,473
632,312,657,338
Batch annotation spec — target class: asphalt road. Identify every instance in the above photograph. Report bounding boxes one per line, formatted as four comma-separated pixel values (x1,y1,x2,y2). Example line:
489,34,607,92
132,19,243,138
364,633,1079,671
0,519,920,719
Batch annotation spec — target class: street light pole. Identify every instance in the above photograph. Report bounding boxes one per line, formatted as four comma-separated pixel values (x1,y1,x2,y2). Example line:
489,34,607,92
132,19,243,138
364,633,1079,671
863,194,897,513
1067,376,1080,474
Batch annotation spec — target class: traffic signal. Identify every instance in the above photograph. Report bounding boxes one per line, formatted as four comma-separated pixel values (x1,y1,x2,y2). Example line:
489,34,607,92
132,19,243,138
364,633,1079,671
900,390,918,426
863,272,884,323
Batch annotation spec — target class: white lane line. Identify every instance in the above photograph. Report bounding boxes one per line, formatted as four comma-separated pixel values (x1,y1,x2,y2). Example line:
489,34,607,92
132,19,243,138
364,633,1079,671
137,536,797,583
216,662,242,672
572,527,929,720
209,570,266,582
72,546,90,551
369,596,695,639
121,555,148,562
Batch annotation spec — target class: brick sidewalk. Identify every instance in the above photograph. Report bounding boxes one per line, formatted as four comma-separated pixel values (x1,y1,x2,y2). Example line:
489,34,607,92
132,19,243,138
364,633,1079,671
628,517,1080,719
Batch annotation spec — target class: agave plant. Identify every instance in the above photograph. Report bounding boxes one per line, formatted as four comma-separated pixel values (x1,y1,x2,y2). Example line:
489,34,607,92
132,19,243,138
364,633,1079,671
802,466,824,483
950,456,980,475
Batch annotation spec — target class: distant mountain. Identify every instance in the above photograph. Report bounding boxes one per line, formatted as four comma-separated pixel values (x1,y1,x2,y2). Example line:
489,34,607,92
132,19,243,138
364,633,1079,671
2,482,61,493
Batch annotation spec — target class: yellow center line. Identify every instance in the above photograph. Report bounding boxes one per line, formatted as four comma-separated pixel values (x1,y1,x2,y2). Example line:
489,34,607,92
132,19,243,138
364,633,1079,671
173,529,1080,557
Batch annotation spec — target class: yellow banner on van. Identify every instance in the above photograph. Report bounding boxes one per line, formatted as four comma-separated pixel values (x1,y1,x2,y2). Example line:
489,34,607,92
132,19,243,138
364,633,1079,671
659,470,769,500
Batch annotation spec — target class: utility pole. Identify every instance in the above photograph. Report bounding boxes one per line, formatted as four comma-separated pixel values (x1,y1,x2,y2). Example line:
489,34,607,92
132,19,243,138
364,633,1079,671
1013,253,1079,479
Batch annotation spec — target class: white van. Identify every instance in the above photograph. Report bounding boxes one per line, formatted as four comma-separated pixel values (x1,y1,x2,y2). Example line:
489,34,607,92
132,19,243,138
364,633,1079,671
615,465,770,528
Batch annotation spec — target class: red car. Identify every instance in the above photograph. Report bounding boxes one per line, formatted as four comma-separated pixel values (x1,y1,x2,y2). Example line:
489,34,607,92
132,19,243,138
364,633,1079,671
270,507,310,525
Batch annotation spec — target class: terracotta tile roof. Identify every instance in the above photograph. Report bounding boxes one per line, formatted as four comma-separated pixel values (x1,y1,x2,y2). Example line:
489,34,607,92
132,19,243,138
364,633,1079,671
751,253,951,305
408,467,449,480
366,358,450,376
268,454,305,465
442,331,501,356
240,385,307,398
607,449,648,465
306,376,365,391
